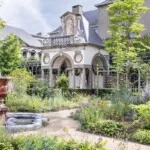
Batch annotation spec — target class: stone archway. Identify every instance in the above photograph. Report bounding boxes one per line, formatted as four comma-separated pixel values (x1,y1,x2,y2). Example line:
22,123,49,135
91,53,109,88
49,54,74,88
52,56,72,75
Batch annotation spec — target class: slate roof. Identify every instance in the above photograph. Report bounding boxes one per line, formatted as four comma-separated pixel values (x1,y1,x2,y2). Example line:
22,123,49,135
49,9,102,46
83,10,102,45
95,0,115,7
49,26,62,35
83,10,98,25
0,25,41,47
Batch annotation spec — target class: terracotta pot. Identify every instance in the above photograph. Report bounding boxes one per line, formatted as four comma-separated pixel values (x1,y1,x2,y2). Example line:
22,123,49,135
0,77,10,102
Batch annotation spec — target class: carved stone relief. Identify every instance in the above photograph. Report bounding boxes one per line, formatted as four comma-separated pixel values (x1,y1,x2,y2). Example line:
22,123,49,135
66,17,74,35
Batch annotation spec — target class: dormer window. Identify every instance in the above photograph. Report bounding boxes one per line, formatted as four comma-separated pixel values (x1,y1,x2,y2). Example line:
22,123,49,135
22,49,28,59
31,50,36,57
23,51,27,58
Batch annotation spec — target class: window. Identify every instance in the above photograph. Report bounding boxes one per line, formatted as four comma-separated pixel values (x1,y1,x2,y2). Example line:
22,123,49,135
31,50,36,57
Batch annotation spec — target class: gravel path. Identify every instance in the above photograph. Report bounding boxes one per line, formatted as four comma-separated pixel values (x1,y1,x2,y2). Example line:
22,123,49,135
16,109,150,150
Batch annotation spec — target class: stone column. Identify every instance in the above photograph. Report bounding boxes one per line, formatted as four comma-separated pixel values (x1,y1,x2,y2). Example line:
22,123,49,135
72,68,75,89
41,69,44,80
49,68,53,87
58,69,61,76
81,68,86,89
89,68,92,89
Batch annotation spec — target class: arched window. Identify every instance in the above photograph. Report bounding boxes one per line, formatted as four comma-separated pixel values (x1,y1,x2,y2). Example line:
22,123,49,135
31,50,36,57
22,49,28,58
23,51,27,58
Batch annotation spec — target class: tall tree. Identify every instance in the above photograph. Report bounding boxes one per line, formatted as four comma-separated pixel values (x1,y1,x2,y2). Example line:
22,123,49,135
105,0,149,88
0,34,21,75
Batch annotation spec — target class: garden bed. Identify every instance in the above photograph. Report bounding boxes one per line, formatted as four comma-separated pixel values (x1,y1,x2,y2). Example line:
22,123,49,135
72,100,150,145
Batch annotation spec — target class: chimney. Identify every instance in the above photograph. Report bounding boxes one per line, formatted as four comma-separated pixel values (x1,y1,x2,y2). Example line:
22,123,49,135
72,5,83,15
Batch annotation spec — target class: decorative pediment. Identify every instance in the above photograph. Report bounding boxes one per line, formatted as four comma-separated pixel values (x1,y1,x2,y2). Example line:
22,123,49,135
61,12,81,36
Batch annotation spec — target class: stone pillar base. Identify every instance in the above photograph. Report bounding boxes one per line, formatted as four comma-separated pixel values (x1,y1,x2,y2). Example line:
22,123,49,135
0,104,9,125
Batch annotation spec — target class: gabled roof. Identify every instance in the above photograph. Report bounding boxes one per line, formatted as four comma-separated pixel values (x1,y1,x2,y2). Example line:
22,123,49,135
49,8,102,46
0,25,41,47
95,0,115,7
83,9,98,25
49,26,62,35
83,10,102,45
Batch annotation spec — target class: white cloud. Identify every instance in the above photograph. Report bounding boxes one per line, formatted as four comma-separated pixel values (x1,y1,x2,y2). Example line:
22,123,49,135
0,0,51,34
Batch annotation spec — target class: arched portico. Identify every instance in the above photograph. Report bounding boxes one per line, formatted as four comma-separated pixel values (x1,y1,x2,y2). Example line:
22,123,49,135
91,53,109,88
49,53,75,88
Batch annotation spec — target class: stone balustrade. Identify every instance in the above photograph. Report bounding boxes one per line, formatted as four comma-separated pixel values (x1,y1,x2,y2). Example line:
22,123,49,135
42,35,74,47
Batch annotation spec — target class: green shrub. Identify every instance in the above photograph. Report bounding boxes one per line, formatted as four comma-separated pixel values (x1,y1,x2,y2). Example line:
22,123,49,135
0,134,106,150
104,101,132,121
131,102,150,129
56,74,69,91
88,120,126,138
58,139,106,150
9,68,35,94
6,93,49,112
14,136,58,150
130,129,150,144
110,86,132,104
48,96,80,111
72,107,105,129
27,80,55,99
69,88,112,97
6,93,83,112
0,142,14,150
0,128,14,150
104,87,133,121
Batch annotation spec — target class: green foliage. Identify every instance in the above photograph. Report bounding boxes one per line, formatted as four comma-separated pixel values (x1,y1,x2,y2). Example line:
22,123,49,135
6,93,50,112
0,143,14,150
0,128,14,150
88,120,126,138
58,139,106,150
0,134,106,150
6,93,89,112
9,68,36,94
47,95,80,111
27,80,55,99
0,34,21,75
56,74,69,90
131,102,150,129
14,136,58,150
73,106,105,129
0,18,5,30
140,63,150,82
69,88,112,97
73,107,127,137
105,0,149,87
130,129,150,144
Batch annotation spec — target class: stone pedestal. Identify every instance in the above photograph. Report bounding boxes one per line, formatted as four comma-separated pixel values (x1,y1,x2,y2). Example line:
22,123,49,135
0,104,8,124
0,77,10,125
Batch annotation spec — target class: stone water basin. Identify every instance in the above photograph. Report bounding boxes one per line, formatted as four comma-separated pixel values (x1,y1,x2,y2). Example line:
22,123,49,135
5,113,47,132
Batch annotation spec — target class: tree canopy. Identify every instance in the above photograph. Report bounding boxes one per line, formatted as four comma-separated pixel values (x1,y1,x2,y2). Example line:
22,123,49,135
0,34,21,75
105,0,149,87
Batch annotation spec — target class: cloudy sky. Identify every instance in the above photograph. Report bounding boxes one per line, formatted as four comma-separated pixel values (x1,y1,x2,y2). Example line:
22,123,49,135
0,0,104,35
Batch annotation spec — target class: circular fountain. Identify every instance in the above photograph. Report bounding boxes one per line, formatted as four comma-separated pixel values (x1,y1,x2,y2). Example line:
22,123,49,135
0,76,47,132
5,113,43,132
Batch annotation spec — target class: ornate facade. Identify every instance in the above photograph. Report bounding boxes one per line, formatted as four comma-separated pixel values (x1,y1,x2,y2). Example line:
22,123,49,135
1,0,150,89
